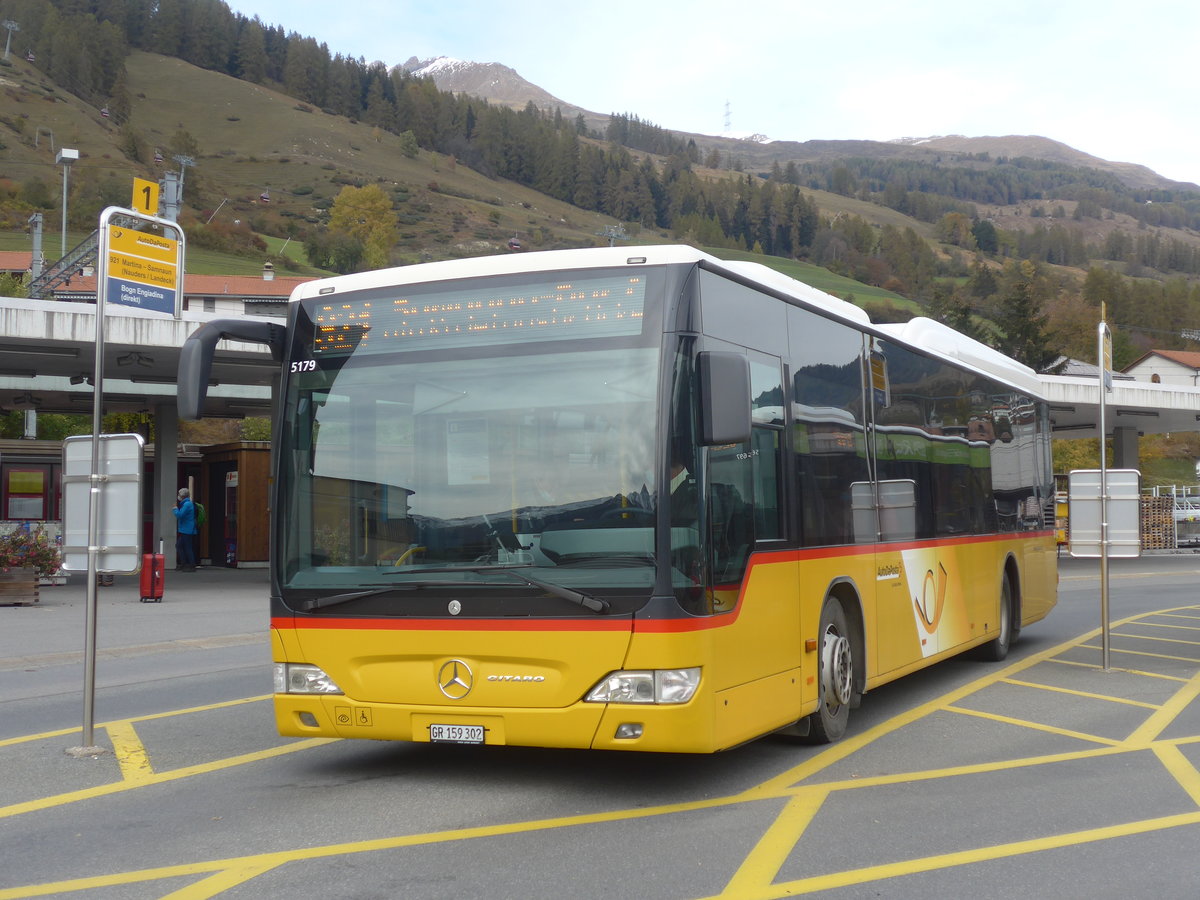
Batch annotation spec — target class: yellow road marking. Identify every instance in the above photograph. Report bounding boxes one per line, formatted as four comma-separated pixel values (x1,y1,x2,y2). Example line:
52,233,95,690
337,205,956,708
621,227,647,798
1112,630,1200,647
106,721,154,783
0,695,271,749
1132,620,1200,632
1153,744,1200,808
2,607,1198,898
0,794,744,899
1126,668,1200,745
1000,677,1161,709
744,626,1096,798
718,788,831,897
724,811,1200,899
943,705,1125,745
0,739,333,822
1044,657,1190,682
158,862,284,900
1080,643,1200,664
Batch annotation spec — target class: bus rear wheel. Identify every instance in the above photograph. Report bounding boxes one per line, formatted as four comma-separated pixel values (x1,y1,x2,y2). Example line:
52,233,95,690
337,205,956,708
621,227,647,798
805,598,854,743
974,574,1013,662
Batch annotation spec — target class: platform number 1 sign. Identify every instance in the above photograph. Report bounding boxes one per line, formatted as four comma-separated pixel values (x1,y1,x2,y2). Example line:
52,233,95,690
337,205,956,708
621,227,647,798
131,177,160,216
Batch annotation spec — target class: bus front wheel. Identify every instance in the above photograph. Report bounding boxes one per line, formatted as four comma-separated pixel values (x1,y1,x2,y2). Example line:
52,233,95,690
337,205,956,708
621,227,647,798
805,598,854,743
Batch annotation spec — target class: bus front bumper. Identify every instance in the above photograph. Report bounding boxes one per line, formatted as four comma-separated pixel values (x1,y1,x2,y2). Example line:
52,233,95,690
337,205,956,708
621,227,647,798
274,693,722,753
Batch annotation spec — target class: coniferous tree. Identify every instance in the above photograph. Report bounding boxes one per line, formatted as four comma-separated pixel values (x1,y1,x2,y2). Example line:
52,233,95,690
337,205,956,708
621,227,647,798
993,259,1056,369
235,19,268,84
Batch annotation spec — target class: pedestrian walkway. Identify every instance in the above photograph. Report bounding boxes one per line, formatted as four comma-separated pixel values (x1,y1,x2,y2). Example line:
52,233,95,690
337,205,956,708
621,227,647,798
0,565,270,670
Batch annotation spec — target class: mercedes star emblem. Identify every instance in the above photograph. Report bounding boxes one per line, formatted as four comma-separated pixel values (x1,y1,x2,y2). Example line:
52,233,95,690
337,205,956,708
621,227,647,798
437,659,473,700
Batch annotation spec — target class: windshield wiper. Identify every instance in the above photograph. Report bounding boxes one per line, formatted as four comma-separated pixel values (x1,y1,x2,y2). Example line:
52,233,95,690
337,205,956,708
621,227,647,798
494,568,610,613
297,585,419,612
297,566,610,615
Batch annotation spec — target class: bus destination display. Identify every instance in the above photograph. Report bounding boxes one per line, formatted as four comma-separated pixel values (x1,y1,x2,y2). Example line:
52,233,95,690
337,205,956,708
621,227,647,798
311,272,647,355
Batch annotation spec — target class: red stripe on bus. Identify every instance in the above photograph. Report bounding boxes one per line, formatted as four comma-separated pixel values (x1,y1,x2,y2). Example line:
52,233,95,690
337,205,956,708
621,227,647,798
276,616,632,632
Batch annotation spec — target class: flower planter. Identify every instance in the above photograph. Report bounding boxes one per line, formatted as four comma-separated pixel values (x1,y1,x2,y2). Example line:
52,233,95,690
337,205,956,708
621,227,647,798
0,567,39,606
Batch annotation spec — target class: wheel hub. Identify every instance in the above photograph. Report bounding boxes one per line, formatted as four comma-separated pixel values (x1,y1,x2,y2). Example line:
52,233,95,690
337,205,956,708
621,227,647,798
822,629,853,707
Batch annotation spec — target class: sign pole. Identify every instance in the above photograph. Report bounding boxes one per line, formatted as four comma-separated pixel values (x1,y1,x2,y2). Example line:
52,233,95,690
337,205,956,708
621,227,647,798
1098,309,1112,672
77,238,107,752
69,203,184,757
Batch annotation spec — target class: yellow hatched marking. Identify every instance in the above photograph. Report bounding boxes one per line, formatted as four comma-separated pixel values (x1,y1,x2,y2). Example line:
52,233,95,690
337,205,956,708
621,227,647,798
0,695,271,749
1126,669,1200,745
1131,621,1200,633
0,794,741,899
1001,677,1160,709
0,739,333,822
943,705,1124,746
805,745,1128,793
744,631,1090,799
157,862,284,900
718,788,831,897
1043,657,1190,682
728,812,1200,899
1080,643,1200,664
1153,744,1200,808
106,721,154,783
3,606,1199,899
1112,631,1200,647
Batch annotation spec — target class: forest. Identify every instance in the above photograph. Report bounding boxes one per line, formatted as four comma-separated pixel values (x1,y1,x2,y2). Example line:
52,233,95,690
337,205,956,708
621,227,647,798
4,0,1200,373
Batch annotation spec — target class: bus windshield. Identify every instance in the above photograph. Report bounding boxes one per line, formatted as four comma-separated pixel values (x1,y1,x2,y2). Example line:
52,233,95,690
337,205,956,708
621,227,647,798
276,272,665,611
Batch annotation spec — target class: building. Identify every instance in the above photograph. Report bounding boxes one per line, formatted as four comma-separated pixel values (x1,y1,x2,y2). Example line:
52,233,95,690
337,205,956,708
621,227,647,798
0,252,313,567
1123,350,1200,387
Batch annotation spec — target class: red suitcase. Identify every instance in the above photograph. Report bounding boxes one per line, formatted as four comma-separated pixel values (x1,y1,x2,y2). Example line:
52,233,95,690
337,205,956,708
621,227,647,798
139,552,165,603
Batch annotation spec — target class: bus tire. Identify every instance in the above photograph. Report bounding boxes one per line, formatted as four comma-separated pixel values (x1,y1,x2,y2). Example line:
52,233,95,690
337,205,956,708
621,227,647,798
975,572,1013,662
804,597,854,743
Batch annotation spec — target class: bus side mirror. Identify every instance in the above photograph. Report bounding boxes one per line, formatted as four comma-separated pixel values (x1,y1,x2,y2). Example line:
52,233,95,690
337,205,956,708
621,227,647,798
178,319,286,420
697,351,751,445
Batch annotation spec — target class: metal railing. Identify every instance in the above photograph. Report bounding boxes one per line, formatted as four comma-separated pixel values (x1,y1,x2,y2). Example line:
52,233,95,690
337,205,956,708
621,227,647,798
26,230,99,299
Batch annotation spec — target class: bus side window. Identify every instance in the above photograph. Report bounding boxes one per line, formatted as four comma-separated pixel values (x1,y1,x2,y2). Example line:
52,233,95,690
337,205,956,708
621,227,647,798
706,426,780,584
706,443,753,584
751,427,781,540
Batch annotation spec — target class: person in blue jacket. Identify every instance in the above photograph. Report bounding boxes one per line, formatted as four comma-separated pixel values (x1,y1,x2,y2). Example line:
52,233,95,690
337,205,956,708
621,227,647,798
173,488,198,571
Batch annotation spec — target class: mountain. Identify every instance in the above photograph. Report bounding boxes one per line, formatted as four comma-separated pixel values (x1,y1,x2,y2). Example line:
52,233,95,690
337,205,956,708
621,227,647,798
403,57,609,134
890,134,1196,192
408,57,1196,192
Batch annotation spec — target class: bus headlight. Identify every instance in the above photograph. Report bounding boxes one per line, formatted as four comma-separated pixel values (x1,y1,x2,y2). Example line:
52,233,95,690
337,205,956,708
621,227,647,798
273,663,344,695
584,668,700,704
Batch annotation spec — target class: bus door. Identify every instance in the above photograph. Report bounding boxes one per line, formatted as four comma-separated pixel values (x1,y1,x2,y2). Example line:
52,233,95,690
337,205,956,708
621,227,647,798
869,339,975,674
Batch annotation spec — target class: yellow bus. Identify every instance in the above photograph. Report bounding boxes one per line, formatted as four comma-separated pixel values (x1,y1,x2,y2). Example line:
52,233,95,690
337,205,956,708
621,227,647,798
180,246,1057,751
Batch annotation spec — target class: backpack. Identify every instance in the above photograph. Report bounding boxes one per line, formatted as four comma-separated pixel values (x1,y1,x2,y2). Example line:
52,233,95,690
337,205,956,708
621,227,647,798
195,502,207,528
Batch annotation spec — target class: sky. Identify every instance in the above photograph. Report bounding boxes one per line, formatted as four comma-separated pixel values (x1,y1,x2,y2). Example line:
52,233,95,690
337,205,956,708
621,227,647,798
228,0,1200,185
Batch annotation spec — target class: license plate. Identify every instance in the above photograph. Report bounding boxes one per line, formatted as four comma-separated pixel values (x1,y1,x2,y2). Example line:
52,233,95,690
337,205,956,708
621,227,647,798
429,723,485,744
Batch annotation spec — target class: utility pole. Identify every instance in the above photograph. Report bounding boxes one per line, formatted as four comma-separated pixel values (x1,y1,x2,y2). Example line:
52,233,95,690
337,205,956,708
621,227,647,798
28,212,43,281
56,148,78,259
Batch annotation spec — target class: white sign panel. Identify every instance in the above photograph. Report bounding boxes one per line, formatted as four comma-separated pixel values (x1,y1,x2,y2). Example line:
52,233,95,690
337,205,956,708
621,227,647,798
62,433,145,573
1068,469,1142,558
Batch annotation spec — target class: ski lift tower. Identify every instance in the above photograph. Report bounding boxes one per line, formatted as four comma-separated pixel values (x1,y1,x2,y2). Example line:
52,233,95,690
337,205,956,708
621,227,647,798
598,224,628,247
161,155,193,222
2,20,18,61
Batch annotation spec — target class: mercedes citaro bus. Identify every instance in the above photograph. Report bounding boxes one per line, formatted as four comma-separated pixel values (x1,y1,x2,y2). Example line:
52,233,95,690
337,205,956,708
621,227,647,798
179,246,1056,752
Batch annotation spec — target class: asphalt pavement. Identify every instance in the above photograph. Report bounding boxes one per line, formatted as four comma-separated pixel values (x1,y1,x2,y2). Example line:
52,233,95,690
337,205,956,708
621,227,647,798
1,556,1199,898
0,563,271,708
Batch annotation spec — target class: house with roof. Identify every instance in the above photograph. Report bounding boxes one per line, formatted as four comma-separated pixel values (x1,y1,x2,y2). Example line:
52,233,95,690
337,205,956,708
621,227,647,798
0,251,33,290
1123,350,1200,387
